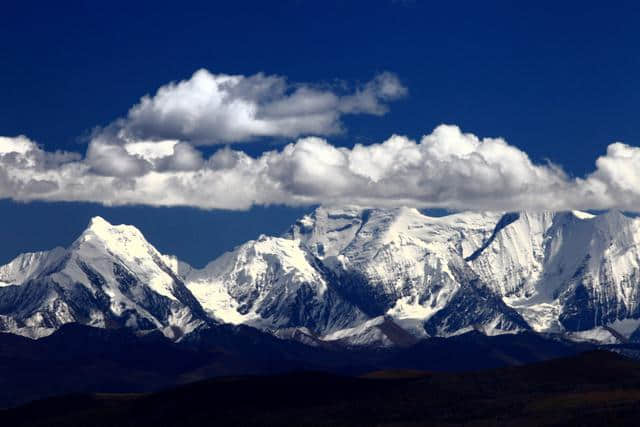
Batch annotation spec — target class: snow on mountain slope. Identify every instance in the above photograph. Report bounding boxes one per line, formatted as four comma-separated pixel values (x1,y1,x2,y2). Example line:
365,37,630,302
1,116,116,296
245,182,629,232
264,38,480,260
0,247,66,287
2,206,640,347
181,206,529,344
554,211,640,331
0,217,208,339
288,206,497,304
322,316,393,347
185,235,368,335
321,315,425,347
287,206,529,337
288,206,501,261
468,210,640,334
64,216,188,301
285,206,640,342
469,211,595,301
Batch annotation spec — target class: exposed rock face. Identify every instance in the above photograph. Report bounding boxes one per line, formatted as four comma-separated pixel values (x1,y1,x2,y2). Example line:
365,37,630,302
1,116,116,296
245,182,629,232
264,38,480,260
2,207,640,347
0,217,208,339
285,206,640,343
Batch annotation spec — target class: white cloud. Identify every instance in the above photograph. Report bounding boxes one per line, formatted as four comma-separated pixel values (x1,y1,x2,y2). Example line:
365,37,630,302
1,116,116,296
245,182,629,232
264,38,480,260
105,69,407,145
0,136,37,155
124,140,179,160
577,142,640,211
154,142,204,171
86,139,152,177
2,125,640,212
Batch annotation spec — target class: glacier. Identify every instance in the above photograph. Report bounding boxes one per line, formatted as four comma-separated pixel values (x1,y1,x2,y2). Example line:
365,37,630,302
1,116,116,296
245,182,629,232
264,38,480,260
1,207,640,347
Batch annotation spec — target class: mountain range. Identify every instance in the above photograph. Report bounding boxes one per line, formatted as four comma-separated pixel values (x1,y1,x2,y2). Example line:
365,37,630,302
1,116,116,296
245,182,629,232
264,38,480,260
2,206,640,347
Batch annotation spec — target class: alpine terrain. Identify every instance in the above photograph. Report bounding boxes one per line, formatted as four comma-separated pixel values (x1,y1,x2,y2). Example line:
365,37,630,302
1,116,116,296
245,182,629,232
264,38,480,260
2,206,640,347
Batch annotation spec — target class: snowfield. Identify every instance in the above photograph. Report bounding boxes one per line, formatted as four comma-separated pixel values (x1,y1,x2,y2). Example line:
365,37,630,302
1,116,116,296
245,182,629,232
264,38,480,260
2,206,640,347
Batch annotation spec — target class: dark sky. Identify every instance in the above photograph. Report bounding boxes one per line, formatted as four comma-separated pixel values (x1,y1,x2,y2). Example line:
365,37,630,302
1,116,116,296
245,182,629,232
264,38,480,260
1,0,639,265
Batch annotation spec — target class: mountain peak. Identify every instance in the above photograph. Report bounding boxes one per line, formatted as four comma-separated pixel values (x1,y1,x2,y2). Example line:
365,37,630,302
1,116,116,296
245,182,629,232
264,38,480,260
70,217,168,276
80,216,148,248
86,216,140,237
88,215,112,228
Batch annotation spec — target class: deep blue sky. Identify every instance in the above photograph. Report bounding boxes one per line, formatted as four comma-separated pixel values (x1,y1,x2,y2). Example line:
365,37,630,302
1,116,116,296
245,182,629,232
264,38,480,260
1,0,639,265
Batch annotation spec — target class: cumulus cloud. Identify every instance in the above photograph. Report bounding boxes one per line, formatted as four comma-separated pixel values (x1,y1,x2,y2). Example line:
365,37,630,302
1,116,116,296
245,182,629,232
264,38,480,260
2,125,640,212
102,69,407,145
11,69,640,212
577,142,640,211
0,136,37,155
154,142,205,171
86,139,152,177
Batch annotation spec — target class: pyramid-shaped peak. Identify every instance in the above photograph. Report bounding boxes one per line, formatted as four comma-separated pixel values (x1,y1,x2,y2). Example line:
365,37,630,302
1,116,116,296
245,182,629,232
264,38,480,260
85,216,142,235
76,216,151,253
88,215,113,229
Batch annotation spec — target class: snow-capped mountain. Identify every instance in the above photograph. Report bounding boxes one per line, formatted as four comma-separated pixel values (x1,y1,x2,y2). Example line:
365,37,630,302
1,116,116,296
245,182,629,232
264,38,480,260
2,207,640,347
185,235,368,335
468,210,640,342
0,217,208,339
285,207,530,340
285,206,640,344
